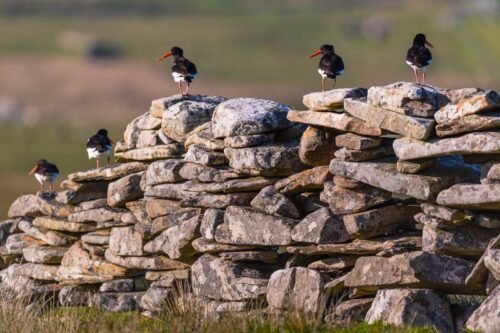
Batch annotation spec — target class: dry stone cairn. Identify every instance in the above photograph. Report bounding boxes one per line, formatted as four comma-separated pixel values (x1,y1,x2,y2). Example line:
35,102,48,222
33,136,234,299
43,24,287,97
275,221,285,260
0,84,499,332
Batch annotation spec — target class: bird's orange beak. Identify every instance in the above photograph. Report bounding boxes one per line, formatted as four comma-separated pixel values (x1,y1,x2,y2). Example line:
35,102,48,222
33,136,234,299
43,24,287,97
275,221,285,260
157,51,173,62
28,165,38,176
425,40,434,48
308,50,322,59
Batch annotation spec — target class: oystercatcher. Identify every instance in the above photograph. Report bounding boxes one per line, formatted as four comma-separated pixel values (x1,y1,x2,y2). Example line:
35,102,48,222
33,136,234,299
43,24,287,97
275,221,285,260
308,44,345,92
157,46,198,95
86,129,113,168
406,33,433,84
28,159,59,192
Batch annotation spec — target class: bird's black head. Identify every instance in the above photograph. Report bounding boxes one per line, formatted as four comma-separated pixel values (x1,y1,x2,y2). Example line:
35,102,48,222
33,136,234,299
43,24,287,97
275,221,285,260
37,159,48,165
413,33,433,48
320,44,335,54
97,129,108,136
170,46,184,57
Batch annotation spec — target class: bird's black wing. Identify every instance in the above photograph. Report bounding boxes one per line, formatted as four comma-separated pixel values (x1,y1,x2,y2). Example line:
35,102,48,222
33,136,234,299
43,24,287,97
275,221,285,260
45,163,59,174
332,55,345,76
86,134,111,153
415,47,432,67
406,46,418,65
186,59,197,76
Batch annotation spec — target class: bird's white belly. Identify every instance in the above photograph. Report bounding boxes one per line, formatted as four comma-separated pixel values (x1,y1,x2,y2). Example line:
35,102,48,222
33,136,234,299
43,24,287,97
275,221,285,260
318,69,327,78
87,148,110,159
406,60,429,70
35,173,59,184
172,72,197,83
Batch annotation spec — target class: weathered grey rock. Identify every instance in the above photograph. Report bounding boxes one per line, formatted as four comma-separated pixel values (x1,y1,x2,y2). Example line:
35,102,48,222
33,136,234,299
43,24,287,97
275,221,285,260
394,132,500,160
435,90,500,124
224,133,274,148
200,208,225,240
291,208,351,244
298,126,338,166
267,267,323,312
33,216,97,233
161,100,217,142
81,230,110,245
484,249,500,281
215,206,298,246
136,112,162,130
184,144,228,166
74,198,109,212
414,212,460,229
135,130,160,148
420,203,468,223
115,145,184,162
8,193,74,218
104,249,190,271
139,287,173,313
197,167,246,183
99,279,135,292
219,251,278,264
326,298,373,327
437,183,500,211
184,122,225,151
191,254,272,301
335,133,382,151
344,98,435,140
144,210,201,259
145,269,190,282
465,234,500,287
323,182,392,215
329,159,474,201
302,87,367,111
466,285,500,333
179,192,256,209
274,166,331,195
287,110,383,136
487,163,500,180
365,288,454,333
93,292,144,312
191,238,259,253
107,172,144,207
150,94,226,118
342,204,420,239
109,226,143,256
367,82,444,117
18,219,78,246
16,263,59,280
59,285,96,307
333,175,363,189
307,256,358,273
182,177,276,194
436,112,500,137
23,246,67,264
396,158,435,174
144,160,185,186
5,233,45,255
250,185,300,218
422,225,497,259
211,98,290,138
225,142,306,176
58,242,130,284
334,146,394,162
68,207,125,223
144,199,183,219
345,251,480,294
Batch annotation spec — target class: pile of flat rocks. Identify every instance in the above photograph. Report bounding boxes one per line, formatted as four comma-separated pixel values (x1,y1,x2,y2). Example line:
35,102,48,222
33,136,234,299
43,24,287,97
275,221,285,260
0,84,499,332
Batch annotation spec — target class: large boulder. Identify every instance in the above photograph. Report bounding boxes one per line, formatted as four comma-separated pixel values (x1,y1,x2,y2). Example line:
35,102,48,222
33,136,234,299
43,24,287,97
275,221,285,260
211,98,290,138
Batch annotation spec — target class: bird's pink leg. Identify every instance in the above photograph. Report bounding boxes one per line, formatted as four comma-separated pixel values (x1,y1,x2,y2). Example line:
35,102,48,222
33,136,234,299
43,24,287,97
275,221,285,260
413,68,419,83
49,183,53,192
107,155,110,167
40,182,44,193
184,83,190,96
333,78,337,89
178,82,183,95
422,71,426,85
96,158,100,169
321,77,325,92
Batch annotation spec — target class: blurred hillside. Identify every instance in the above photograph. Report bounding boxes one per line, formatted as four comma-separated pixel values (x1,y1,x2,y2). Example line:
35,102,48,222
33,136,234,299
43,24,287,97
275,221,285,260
0,0,499,215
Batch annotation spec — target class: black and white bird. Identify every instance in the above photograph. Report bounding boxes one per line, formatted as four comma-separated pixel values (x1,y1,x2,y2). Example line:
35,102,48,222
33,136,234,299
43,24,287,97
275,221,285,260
28,159,59,192
157,46,198,95
308,44,345,92
86,129,113,169
406,33,433,84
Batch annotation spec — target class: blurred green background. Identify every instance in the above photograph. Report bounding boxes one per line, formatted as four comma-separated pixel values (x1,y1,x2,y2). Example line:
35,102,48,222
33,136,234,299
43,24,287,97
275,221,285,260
0,0,499,216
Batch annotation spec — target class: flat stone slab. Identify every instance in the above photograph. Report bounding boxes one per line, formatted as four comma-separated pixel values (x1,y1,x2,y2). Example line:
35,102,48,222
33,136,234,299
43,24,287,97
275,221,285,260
435,112,500,137
68,162,147,182
274,166,331,195
345,251,481,294
68,207,125,223
323,182,392,215
335,133,382,151
23,246,68,264
185,122,225,151
115,145,184,162
291,208,351,244
211,98,291,138
367,82,445,117
224,133,274,148
250,185,300,219
181,177,277,194
394,132,500,160
334,146,394,162
104,249,190,271
302,87,367,111
33,216,97,233
466,285,500,333
344,98,435,140
342,204,420,239
287,110,383,136
18,219,78,246
184,144,228,166
219,251,278,264
437,183,500,211
191,238,259,253
144,159,185,186
215,206,298,246
329,159,473,201
396,158,435,174
435,90,500,124
487,163,500,180
299,126,338,166
150,95,226,118
8,193,74,218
